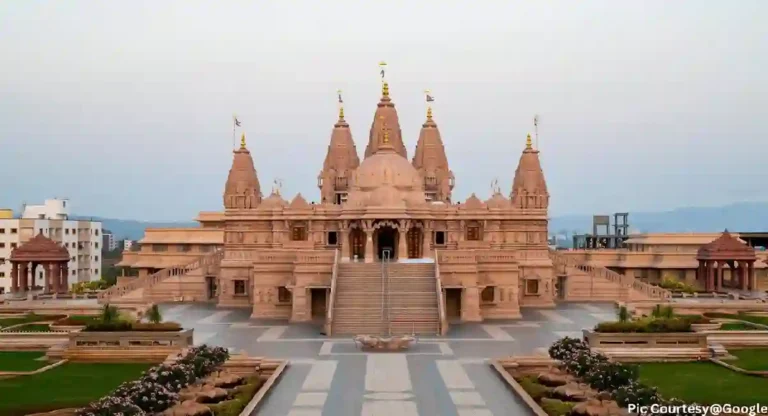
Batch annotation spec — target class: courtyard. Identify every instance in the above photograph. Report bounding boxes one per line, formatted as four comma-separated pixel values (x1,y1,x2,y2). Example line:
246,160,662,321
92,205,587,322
158,301,617,416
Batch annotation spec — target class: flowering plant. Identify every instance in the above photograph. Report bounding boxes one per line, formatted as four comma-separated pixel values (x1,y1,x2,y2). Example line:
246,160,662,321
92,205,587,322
77,345,229,415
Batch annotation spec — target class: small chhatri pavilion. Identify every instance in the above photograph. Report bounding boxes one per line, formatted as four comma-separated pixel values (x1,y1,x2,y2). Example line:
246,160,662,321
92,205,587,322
9,233,70,294
696,230,757,292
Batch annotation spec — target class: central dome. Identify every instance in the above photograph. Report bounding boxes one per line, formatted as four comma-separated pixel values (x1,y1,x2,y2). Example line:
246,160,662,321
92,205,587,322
346,150,427,208
353,151,422,191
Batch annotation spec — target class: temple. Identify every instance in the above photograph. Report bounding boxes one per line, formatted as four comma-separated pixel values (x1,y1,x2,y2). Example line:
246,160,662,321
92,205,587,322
109,75,765,335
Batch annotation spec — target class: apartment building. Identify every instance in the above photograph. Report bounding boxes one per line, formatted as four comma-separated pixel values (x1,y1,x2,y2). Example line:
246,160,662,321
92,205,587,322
0,199,102,294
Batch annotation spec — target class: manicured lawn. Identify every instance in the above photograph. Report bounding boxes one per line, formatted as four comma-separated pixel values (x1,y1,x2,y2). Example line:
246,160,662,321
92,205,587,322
0,362,152,415
0,314,54,329
1,323,52,332
0,351,49,372
638,362,768,405
729,349,768,371
704,312,768,326
57,315,100,325
719,322,761,331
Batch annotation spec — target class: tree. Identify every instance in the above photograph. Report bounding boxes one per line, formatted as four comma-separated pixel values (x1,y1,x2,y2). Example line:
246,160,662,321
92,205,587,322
101,304,119,324
616,305,630,323
147,304,162,324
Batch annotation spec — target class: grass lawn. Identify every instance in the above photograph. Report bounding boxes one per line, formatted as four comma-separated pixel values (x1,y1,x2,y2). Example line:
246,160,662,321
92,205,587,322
0,362,152,416
705,312,768,326
729,349,768,371
1,323,52,333
719,322,761,331
0,314,55,329
57,315,101,325
638,362,768,405
0,351,50,372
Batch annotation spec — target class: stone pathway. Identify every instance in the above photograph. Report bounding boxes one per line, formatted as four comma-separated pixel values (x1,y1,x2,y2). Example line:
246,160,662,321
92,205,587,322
159,302,617,416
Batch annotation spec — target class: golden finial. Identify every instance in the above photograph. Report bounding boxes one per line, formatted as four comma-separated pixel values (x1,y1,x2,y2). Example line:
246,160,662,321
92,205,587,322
382,81,389,97
426,106,433,121
240,132,247,149
339,106,345,120
525,133,532,150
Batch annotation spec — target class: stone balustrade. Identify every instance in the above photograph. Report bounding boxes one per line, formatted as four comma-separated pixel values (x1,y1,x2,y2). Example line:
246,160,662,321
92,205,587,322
583,329,707,349
63,329,193,362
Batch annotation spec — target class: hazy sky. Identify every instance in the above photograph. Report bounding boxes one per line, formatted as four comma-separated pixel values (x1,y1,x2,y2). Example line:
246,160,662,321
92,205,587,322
1,1,766,221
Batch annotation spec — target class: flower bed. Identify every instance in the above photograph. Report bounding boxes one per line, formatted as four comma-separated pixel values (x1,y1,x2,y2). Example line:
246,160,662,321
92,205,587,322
83,321,182,332
548,337,701,415
78,345,229,415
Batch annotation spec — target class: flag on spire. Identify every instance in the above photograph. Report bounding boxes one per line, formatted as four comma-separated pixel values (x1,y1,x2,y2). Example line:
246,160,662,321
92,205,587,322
426,93,435,102
379,61,387,80
233,115,241,127
337,90,343,104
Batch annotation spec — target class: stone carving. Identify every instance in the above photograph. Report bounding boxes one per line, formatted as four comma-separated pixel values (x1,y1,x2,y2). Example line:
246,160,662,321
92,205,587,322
353,335,415,351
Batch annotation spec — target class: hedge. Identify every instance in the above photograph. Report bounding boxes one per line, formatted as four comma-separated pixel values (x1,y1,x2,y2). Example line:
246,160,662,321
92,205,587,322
594,318,692,333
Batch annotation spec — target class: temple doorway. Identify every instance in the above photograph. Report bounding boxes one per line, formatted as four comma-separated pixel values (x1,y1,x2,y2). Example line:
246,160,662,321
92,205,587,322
310,288,328,319
445,288,462,321
407,227,423,259
376,226,397,261
556,275,566,300
205,276,217,300
349,228,365,261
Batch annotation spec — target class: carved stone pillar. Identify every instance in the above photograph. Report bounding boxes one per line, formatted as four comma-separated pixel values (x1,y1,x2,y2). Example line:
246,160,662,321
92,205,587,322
11,262,19,294
422,228,432,259
716,261,723,292
397,228,408,261
19,263,28,292
748,261,755,291
461,287,482,322
365,230,374,263
706,261,714,292
44,263,52,293
341,229,351,259
61,264,69,293
52,263,61,294
290,287,310,322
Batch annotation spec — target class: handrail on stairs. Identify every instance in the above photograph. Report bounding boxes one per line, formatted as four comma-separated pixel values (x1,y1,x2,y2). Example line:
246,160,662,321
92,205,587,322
549,249,671,300
325,248,340,336
381,251,391,335
435,249,448,336
99,249,225,302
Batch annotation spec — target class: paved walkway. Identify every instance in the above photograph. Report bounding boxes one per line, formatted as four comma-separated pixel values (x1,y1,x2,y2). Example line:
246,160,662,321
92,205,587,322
160,302,616,416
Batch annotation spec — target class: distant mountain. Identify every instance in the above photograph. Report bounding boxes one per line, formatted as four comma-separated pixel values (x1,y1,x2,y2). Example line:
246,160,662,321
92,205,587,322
71,201,768,242
549,201,768,236
71,216,196,240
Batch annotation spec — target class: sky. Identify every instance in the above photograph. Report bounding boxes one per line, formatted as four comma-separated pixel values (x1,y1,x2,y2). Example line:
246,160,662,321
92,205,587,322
1,1,766,221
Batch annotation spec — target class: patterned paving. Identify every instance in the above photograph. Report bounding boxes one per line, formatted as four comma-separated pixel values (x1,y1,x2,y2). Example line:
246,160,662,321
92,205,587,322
160,302,617,416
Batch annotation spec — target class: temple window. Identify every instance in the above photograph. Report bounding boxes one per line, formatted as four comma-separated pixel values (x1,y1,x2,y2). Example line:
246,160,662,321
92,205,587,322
200,245,212,252
291,222,308,241
178,244,191,252
327,231,338,246
234,280,247,296
466,226,481,241
434,231,446,246
481,286,495,303
151,244,167,252
278,286,291,303
525,279,539,295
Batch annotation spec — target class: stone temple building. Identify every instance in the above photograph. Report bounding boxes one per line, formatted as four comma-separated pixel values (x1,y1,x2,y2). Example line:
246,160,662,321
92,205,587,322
111,80,671,335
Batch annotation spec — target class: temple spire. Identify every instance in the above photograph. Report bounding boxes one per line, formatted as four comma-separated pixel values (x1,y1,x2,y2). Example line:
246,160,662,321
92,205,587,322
525,133,532,150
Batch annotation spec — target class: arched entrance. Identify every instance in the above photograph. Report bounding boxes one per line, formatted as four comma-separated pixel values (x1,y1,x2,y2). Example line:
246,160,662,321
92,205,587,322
375,226,397,261
349,228,366,261
407,227,423,259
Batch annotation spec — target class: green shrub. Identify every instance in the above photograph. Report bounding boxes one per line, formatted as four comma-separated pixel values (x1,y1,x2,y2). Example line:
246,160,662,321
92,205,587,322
101,304,119,324
659,277,697,293
595,318,692,333
83,321,133,332
56,315,101,326
131,322,182,332
517,375,550,401
677,314,711,324
540,398,575,416
146,304,162,324
617,305,630,323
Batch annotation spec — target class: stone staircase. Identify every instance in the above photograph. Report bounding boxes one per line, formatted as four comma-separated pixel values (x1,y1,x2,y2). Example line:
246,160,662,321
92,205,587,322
99,250,223,305
550,250,670,301
330,262,441,336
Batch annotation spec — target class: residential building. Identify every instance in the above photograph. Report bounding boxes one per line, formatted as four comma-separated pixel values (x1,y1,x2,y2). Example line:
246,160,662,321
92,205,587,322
0,200,102,294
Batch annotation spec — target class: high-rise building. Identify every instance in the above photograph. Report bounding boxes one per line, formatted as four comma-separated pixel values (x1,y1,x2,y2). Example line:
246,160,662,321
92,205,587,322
0,199,102,294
